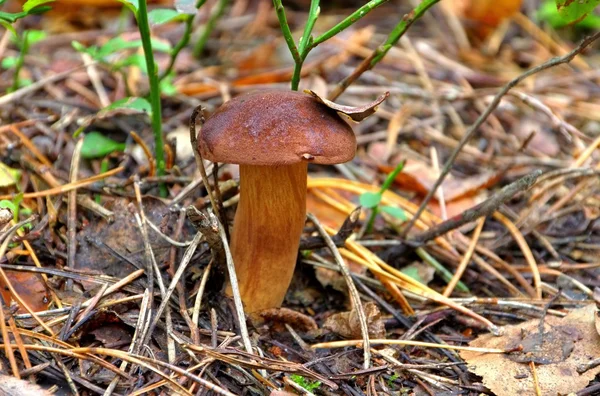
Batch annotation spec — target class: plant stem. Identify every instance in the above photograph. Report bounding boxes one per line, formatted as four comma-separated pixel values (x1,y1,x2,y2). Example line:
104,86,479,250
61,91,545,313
159,15,193,81
311,0,388,47
192,0,230,58
329,0,440,100
10,31,29,93
137,0,167,197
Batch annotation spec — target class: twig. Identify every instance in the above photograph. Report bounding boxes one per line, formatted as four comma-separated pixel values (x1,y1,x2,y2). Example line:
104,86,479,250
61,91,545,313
214,212,253,355
189,106,224,230
307,213,371,369
146,232,203,347
299,206,360,250
400,31,600,238
382,170,542,262
66,137,83,291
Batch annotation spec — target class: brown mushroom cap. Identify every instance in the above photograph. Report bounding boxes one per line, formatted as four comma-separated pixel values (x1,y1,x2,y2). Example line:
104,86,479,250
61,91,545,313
198,90,356,166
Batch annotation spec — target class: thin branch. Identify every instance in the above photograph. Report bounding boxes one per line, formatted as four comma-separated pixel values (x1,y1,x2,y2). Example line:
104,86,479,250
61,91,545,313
400,31,600,238
307,213,371,370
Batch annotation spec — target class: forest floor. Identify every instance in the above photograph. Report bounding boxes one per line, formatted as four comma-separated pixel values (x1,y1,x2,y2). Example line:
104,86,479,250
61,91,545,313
0,0,600,395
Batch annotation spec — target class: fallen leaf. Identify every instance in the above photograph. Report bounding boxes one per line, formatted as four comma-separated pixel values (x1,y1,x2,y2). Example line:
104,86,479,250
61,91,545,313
461,305,600,396
323,302,386,339
445,0,523,38
0,375,53,396
0,163,21,187
305,90,389,122
379,159,500,202
0,271,49,313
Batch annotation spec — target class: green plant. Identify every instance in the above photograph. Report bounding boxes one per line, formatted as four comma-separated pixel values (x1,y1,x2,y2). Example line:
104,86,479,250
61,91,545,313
192,0,230,58
0,0,53,30
8,30,47,92
359,161,408,234
555,0,600,24
273,0,389,91
273,0,440,92
539,0,600,28
290,374,321,392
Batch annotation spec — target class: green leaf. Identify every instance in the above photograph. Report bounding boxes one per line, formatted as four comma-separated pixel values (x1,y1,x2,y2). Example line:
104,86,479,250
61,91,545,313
116,53,147,72
380,205,408,221
0,199,17,213
81,132,126,159
1,56,17,69
359,192,382,209
25,29,47,45
539,0,600,28
0,20,17,37
290,374,321,392
556,0,600,24
380,160,405,192
159,73,177,96
148,8,181,25
0,163,21,187
104,97,152,114
22,0,54,13
97,37,143,58
117,0,139,14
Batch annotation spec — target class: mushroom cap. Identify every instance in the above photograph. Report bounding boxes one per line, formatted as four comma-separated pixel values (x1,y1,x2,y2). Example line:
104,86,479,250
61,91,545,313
198,90,356,166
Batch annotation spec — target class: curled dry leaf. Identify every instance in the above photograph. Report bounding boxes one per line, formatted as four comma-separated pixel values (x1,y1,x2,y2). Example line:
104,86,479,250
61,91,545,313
305,90,390,122
257,307,318,333
0,375,53,396
0,208,12,227
323,301,386,339
460,305,600,396
0,271,49,313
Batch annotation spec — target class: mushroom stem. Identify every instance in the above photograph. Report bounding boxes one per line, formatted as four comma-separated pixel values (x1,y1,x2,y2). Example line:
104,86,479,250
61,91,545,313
226,162,308,313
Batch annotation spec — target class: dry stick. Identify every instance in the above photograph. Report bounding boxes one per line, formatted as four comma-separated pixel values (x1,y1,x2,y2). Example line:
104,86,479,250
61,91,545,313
189,106,223,227
0,217,54,335
425,171,541,241
214,212,253,355
146,232,203,347
442,217,485,297
307,213,371,370
400,31,600,239
66,138,83,291
311,339,512,354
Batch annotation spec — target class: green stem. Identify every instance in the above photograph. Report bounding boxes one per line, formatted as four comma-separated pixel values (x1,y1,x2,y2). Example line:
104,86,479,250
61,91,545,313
298,0,320,54
10,31,29,93
416,248,469,293
137,0,167,197
370,0,440,67
311,0,388,47
272,0,301,64
159,15,193,81
193,0,230,58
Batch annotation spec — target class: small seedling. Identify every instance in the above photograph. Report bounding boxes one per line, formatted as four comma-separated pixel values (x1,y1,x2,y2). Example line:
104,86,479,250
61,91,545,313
290,374,321,392
359,160,408,234
80,132,127,159
538,0,600,29
555,0,600,25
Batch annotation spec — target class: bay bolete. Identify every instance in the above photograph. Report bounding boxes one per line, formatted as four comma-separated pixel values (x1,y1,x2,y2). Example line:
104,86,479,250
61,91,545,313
198,90,356,313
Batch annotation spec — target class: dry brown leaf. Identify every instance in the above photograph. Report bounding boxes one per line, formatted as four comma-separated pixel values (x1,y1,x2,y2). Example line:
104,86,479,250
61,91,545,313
0,271,49,313
305,90,389,122
323,302,386,339
460,305,600,396
0,375,53,396
446,0,523,38
379,160,500,202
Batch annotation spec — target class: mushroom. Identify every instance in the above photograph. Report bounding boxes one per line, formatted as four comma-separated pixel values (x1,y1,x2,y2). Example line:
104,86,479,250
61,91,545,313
198,90,373,313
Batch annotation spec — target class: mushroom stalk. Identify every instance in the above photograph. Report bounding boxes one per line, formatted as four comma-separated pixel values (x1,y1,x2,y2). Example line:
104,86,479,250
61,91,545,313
226,162,308,313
